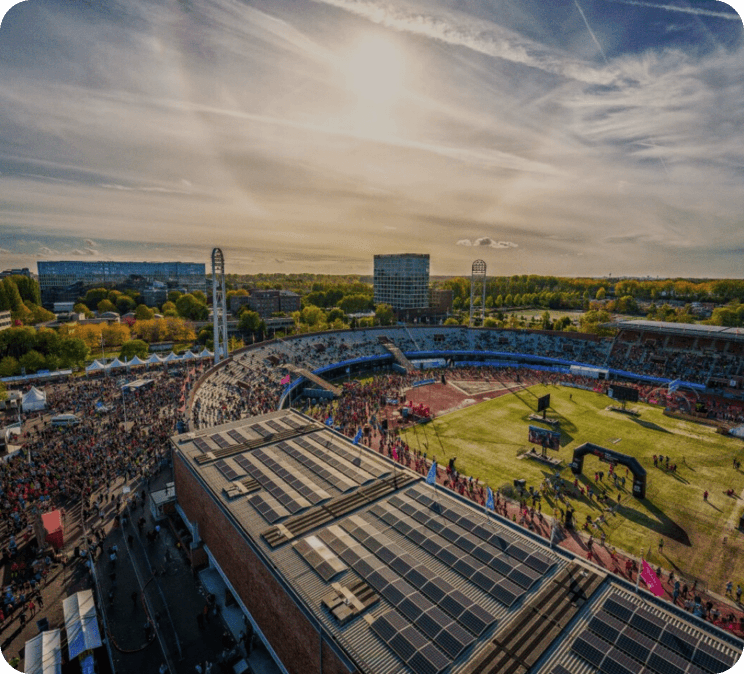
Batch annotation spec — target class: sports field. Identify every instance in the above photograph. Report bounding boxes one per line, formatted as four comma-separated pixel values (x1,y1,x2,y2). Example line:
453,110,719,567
400,383,744,592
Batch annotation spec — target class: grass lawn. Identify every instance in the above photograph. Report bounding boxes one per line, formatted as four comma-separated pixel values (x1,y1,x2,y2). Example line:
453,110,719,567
400,383,744,592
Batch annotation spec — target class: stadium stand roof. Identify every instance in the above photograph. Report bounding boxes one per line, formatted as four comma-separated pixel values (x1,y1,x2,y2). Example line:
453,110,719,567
173,409,742,674
611,320,744,342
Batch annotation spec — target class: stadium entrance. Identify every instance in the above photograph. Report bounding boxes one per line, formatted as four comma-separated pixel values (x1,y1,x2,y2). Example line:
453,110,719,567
570,442,647,499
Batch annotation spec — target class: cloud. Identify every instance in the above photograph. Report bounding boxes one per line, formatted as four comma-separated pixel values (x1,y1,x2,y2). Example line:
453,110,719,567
38,246,59,257
457,238,519,249
70,247,98,256
601,0,742,20
84,239,96,248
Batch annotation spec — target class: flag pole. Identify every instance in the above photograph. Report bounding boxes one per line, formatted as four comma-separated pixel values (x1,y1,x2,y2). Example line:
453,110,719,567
635,548,644,593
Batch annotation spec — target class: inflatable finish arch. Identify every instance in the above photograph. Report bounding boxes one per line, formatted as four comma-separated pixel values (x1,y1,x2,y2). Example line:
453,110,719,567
570,442,647,499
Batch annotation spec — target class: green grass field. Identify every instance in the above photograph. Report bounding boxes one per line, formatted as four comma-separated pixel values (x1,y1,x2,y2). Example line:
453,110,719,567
400,384,744,591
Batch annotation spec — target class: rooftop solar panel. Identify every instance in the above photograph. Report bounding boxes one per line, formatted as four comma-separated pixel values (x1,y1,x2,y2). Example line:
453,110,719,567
692,640,737,673
436,623,474,659
648,644,688,674
227,429,249,444
247,493,289,524
658,625,698,660
407,643,450,674
629,609,665,641
616,628,653,663
603,595,637,622
588,611,625,644
572,633,607,668
210,433,230,449
214,459,240,482
193,437,211,453
601,648,638,674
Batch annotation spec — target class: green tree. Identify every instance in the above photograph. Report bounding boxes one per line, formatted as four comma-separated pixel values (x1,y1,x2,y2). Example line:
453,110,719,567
0,356,19,377
238,310,263,334
338,294,374,314
495,294,504,308
176,294,208,321
485,295,494,309
595,287,606,301
120,339,150,360
192,290,207,305
327,308,346,323
97,299,117,314
483,317,499,327
374,304,395,326
58,337,90,369
84,288,110,310
116,295,137,315
541,311,552,330
135,304,155,321
443,317,460,326
73,303,93,318
19,350,46,373
167,290,182,303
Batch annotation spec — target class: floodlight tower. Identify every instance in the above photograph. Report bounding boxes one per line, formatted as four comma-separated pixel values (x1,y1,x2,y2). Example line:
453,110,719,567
211,247,228,364
470,259,487,326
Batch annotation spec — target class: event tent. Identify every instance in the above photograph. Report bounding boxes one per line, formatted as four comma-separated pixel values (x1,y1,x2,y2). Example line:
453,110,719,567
85,360,106,373
127,355,147,367
181,350,197,360
198,347,213,359
24,629,62,674
63,589,102,659
106,357,126,369
22,386,47,412
145,354,163,365
162,352,181,362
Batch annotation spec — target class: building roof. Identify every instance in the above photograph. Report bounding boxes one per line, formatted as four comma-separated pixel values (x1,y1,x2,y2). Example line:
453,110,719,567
173,409,742,674
611,320,744,342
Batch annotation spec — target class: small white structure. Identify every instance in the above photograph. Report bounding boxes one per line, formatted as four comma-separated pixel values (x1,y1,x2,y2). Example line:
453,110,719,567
24,629,62,674
85,360,106,373
22,386,47,413
63,589,102,659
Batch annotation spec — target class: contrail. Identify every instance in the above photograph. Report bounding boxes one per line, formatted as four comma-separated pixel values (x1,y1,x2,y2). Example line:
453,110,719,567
574,0,609,65
602,0,741,20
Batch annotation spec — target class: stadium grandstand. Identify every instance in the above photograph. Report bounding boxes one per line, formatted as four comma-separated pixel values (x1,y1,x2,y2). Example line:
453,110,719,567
179,325,744,674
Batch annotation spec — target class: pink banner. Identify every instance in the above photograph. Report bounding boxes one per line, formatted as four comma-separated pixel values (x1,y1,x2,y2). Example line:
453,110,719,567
280,374,290,385
641,559,665,597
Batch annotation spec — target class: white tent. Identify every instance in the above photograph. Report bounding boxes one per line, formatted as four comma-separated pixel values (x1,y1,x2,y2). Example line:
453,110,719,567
127,355,147,367
198,347,213,359
63,589,102,659
181,350,197,360
145,354,163,365
162,352,181,363
22,386,47,412
24,629,62,674
85,360,106,373
106,357,126,369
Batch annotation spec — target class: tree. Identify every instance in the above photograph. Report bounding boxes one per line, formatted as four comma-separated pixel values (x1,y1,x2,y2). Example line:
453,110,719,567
83,288,110,310
338,294,374,314
495,295,504,308
541,311,552,330
0,357,19,377
176,294,208,321
300,306,325,327
120,339,150,361
135,304,155,321
116,295,137,315
73,303,93,318
595,287,606,301
483,317,499,327
167,290,182,303
504,294,514,307
192,290,207,305
327,308,346,323
374,304,395,326
443,317,460,326
58,337,89,369
238,310,263,335
485,295,494,309
97,299,117,314
19,350,46,374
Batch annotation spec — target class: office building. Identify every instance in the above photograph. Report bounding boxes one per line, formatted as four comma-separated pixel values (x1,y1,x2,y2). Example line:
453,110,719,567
229,290,301,318
37,261,206,307
0,310,12,332
373,254,430,311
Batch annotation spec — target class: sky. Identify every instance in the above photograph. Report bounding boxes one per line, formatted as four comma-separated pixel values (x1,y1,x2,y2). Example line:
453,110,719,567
0,0,742,278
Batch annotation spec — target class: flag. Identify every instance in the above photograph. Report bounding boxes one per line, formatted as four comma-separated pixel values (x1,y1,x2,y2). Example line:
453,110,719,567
325,416,333,426
392,447,398,462
486,487,494,511
353,428,362,445
640,559,664,597
426,461,437,485
280,374,291,385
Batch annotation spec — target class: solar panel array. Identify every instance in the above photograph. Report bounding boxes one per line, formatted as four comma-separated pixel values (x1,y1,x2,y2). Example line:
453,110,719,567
294,436,375,485
247,492,289,524
369,501,536,608
293,536,347,582
234,453,311,517
209,432,231,449
277,441,357,493
214,459,241,482
252,448,331,505
317,522,496,674
307,431,389,479
570,592,740,674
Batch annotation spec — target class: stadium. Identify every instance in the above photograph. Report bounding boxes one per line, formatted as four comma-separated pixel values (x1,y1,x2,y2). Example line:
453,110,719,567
173,322,744,674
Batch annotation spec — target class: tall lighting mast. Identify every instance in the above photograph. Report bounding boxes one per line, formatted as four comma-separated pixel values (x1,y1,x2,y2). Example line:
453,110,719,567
211,248,228,364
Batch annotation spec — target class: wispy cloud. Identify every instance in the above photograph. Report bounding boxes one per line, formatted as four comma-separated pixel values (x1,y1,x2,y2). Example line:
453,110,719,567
457,238,519,249
601,0,742,20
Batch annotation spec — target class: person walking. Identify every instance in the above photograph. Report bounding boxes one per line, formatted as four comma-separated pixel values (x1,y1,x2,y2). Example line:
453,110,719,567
736,584,742,603
658,538,664,554
725,580,733,597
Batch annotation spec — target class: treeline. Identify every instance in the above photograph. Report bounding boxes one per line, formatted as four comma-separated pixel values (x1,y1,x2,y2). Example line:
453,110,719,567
0,275,54,325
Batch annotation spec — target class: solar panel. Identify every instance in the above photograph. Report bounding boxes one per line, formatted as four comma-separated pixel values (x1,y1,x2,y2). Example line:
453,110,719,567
210,433,230,449
491,581,519,608
265,419,286,433
281,441,357,492
659,625,698,660
692,640,737,673
505,543,531,562
293,536,347,582
371,613,451,674
551,666,574,674
507,564,540,590
601,647,638,674
234,454,310,514
459,604,495,637
603,595,637,622
524,552,554,574
215,459,239,482
572,633,607,668
249,423,273,438
421,580,447,604
629,609,665,641
398,597,424,622
253,448,331,505
647,644,688,674
436,622,474,659
227,429,249,444
588,611,624,644
370,611,402,641
247,493,289,523
380,582,407,606
390,626,427,662
616,627,653,663
407,643,450,674
193,437,211,453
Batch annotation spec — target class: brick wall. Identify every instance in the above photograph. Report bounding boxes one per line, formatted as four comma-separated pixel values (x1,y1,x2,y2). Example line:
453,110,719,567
173,453,357,674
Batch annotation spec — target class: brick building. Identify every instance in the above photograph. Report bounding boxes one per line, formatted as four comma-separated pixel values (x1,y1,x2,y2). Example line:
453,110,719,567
171,408,742,674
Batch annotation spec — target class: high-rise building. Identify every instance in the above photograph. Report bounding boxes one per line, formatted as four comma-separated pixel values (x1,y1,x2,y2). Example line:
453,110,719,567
37,260,206,307
373,253,430,310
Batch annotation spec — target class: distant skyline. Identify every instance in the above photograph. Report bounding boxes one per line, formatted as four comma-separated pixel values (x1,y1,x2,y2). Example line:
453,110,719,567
0,0,742,277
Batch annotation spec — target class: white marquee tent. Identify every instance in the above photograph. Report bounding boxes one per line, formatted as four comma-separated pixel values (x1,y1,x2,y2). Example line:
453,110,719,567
22,386,47,412
24,629,62,674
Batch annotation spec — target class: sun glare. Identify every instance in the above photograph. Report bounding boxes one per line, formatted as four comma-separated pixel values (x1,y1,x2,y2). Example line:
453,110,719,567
346,34,404,104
